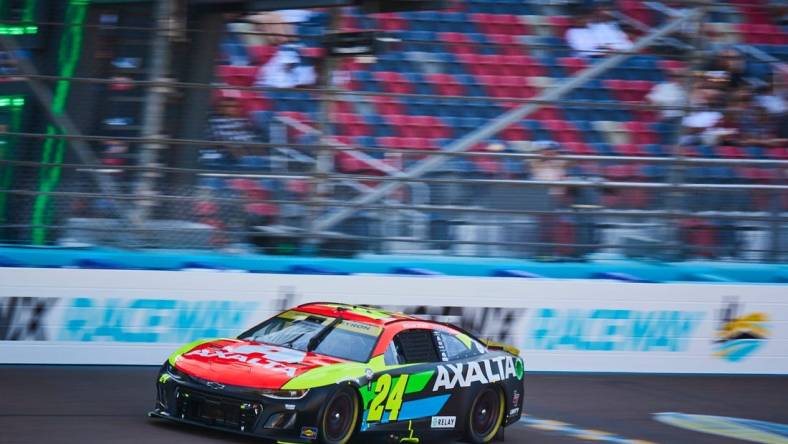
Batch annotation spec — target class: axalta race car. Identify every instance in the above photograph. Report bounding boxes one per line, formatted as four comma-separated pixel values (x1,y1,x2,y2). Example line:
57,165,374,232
150,302,524,444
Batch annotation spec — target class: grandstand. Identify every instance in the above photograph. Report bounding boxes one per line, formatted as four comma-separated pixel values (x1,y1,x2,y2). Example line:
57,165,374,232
1,0,787,262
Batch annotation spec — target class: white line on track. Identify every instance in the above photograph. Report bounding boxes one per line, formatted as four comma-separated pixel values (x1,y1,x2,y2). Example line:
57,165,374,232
519,415,656,444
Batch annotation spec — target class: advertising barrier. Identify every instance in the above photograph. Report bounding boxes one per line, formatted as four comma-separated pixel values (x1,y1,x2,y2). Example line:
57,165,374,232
0,268,785,373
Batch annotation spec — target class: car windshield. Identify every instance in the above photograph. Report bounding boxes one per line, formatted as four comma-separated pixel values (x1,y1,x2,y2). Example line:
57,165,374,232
239,310,382,363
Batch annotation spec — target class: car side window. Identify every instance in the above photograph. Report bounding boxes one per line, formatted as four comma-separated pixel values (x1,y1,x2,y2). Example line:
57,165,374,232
392,329,441,364
436,331,484,361
383,341,402,366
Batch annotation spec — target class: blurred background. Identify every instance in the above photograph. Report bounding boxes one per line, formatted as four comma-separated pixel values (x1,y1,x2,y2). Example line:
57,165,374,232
0,0,787,263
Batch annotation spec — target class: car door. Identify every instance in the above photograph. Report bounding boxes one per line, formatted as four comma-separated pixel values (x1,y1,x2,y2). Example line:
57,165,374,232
361,328,444,431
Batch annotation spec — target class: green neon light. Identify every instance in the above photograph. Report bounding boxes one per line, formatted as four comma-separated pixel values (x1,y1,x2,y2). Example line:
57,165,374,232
0,25,37,35
0,1,40,35
22,0,36,22
31,0,89,245
0,96,25,108
0,101,23,226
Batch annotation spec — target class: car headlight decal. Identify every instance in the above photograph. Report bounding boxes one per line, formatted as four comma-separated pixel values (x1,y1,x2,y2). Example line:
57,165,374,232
258,389,310,400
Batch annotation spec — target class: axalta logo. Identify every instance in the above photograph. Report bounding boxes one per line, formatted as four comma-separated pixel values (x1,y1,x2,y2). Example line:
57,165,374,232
432,356,522,391
714,298,769,362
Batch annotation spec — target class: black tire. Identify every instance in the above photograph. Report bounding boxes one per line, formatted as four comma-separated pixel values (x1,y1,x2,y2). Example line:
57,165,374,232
319,386,360,444
464,386,505,444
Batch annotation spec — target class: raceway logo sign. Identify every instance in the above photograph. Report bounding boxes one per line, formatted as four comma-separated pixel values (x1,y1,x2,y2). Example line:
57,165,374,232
713,298,770,362
527,308,704,352
432,356,522,391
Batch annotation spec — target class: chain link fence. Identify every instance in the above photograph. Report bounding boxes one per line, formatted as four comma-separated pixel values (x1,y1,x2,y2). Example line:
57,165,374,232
1,2,787,261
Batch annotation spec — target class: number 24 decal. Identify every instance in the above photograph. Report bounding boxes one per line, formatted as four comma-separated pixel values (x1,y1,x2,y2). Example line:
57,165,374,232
368,374,409,422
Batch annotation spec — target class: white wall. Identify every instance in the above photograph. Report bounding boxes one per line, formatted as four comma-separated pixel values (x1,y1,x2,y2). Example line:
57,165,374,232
0,268,785,373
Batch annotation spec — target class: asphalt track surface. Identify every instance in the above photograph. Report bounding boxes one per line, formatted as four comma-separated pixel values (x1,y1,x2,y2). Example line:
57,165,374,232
1,366,787,444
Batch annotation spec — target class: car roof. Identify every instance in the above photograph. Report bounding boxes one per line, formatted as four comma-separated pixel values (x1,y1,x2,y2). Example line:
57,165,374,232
295,302,422,326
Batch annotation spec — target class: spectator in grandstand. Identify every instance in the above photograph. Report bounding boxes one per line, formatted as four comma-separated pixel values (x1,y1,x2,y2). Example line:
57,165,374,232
705,48,748,91
754,78,787,116
256,45,316,89
202,96,264,165
529,141,569,192
734,105,788,148
524,141,570,258
647,68,688,123
679,88,724,147
566,6,633,58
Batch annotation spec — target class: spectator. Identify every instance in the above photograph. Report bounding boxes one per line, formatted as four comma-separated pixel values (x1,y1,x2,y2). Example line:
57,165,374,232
647,68,689,123
566,6,633,58
233,9,313,48
202,96,263,165
737,106,787,148
679,88,724,147
529,141,569,197
754,79,787,116
705,48,748,91
566,13,598,57
588,5,634,50
527,141,573,257
256,46,316,89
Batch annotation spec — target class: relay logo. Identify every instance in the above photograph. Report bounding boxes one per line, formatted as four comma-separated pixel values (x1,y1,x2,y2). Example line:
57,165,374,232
528,308,704,352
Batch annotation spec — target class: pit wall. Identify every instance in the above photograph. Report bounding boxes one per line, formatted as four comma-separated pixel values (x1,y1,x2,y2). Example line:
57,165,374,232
1,268,785,374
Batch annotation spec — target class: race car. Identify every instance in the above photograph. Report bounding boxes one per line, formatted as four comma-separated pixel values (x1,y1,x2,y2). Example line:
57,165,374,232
149,302,524,444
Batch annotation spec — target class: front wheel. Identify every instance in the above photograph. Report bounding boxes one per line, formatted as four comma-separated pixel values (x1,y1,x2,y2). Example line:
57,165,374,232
464,386,504,444
319,386,360,444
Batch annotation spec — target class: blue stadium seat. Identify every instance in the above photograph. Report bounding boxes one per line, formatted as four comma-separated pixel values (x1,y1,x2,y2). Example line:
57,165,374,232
198,177,226,190
239,155,269,170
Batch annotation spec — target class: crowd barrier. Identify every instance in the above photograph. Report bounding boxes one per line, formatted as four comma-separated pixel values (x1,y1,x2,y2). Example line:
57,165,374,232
1,268,785,374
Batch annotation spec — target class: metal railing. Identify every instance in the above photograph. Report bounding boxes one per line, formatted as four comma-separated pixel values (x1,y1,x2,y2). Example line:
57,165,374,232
0,3,786,262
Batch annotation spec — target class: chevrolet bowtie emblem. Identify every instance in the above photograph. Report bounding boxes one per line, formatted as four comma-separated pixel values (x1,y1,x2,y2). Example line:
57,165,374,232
206,382,225,390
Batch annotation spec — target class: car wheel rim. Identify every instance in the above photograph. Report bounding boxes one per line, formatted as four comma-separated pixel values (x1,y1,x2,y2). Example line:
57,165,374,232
325,392,353,441
472,389,499,438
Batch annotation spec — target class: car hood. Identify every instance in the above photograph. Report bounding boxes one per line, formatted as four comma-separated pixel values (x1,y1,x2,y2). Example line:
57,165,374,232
173,338,347,389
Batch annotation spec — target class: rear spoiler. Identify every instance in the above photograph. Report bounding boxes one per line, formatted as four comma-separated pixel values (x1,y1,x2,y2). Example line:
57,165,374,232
480,339,521,357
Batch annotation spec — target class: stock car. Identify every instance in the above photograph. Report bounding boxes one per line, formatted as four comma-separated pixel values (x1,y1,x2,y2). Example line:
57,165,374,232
149,302,525,444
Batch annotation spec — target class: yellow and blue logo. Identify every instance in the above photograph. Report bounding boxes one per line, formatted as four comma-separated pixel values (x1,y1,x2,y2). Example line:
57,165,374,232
300,426,318,440
713,299,769,362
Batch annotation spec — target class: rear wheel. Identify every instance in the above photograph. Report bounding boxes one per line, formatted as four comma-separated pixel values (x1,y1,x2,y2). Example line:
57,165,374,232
320,386,359,444
464,386,504,444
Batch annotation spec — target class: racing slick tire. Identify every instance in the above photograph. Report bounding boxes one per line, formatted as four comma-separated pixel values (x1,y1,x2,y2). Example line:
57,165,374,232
464,385,505,444
319,386,360,444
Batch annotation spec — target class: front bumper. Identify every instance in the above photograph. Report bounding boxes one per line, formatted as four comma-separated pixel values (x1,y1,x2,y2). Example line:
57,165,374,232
150,364,329,443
